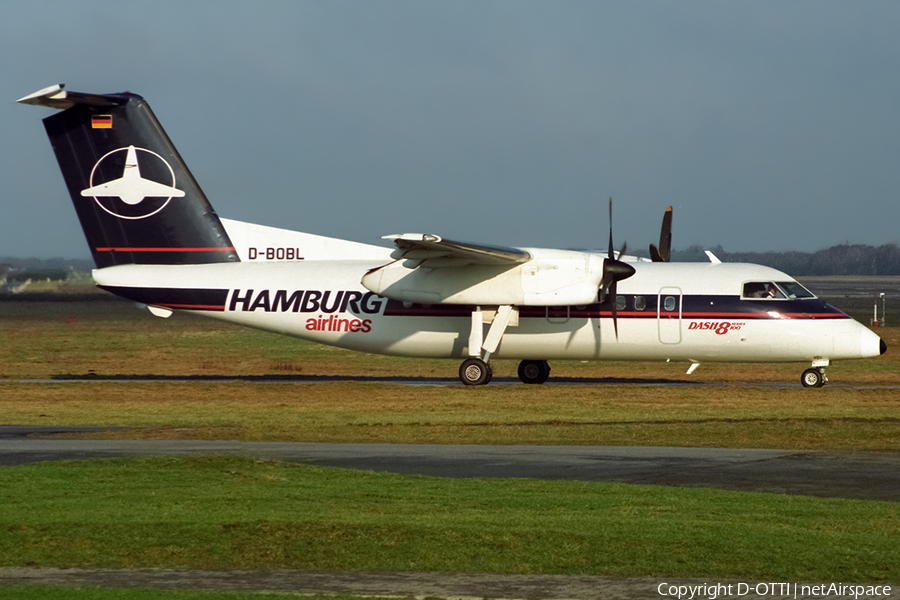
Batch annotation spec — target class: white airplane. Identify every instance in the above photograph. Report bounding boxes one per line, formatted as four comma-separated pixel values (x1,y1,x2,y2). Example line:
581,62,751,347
19,84,886,387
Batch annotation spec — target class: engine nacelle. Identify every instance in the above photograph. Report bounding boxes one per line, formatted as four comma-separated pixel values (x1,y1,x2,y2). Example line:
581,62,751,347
361,249,607,306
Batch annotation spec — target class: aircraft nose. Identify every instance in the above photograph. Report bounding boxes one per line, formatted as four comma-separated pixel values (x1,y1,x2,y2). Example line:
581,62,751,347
860,327,886,359
835,321,887,360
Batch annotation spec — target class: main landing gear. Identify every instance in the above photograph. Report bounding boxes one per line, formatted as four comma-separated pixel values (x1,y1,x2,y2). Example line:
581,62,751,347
459,357,552,385
518,359,551,384
459,305,523,386
457,305,555,386
460,357,493,385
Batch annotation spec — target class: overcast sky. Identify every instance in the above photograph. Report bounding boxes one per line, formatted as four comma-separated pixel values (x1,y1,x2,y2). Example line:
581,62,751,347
3,1,899,260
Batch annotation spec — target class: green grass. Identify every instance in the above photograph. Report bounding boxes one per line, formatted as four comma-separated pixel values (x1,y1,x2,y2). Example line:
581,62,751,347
2,303,899,451
2,301,899,588
0,586,379,600
0,456,898,582
0,299,887,451
4,380,899,449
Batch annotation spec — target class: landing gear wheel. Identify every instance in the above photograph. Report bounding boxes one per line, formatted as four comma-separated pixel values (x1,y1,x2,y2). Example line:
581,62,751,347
518,360,551,384
801,368,826,388
460,358,493,386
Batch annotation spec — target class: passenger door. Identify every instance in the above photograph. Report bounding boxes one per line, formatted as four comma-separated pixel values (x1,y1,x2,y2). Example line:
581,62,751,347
658,287,682,344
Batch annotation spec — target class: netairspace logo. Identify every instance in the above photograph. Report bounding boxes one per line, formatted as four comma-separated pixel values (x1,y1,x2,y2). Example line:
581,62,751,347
657,582,893,600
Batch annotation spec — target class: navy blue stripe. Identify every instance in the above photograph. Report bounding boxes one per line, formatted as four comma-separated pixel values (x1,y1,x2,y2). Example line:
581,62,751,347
98,286,230,311
386,295,848,320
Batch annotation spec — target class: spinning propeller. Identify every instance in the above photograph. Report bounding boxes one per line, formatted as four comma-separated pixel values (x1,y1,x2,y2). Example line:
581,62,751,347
598,198,635,339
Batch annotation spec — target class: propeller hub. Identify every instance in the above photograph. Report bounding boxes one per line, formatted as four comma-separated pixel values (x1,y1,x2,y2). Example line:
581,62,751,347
603,258,635,281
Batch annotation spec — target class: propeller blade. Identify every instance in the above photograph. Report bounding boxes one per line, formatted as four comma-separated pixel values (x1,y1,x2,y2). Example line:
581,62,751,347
650,206,673,262
598,257,635,337
607,198,614,259
659,205,672,262
610,280,619,340
599,197,635,339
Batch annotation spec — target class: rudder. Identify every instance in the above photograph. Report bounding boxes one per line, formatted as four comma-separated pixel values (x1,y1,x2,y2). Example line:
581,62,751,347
19,84,239,268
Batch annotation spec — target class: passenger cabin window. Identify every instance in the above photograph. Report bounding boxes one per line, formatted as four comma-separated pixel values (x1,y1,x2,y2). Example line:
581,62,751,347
616,296,626,311
634,295,646,311
742,281,814,300
664,296,677,311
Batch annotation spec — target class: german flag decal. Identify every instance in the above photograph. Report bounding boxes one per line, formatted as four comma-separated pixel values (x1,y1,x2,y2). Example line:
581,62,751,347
91,115,113,129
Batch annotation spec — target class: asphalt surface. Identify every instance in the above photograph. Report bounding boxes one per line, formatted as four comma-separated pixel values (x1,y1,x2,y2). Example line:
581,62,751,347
3,568,897,600
34,373,900,388
3,425,899,598
2,425,899,501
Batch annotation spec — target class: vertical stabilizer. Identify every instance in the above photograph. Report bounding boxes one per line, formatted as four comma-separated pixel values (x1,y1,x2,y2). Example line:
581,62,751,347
19,84,239,267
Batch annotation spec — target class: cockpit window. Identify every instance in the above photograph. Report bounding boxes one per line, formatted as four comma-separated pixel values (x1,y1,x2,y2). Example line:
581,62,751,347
742,282,785,299
776,281,815,299
742,281,816,300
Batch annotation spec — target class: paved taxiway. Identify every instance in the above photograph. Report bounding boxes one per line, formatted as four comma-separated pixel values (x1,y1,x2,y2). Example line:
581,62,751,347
2,426,898,501
7,568,899,600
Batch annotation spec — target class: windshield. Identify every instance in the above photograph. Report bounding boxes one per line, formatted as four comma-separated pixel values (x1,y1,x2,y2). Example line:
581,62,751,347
742,281,816,300
776,281,815,299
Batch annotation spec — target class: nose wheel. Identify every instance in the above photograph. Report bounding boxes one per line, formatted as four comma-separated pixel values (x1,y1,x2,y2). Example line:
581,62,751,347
801,367,827,388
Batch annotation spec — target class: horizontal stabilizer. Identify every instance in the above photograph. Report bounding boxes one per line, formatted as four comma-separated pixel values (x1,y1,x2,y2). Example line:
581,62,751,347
17,84,128,110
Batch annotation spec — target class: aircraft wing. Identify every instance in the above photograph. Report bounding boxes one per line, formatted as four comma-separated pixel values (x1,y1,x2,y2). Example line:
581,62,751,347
384,233,532,267
363,235,604,305
363,235,546,305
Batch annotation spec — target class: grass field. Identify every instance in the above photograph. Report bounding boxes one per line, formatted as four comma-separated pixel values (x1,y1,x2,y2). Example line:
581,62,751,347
1,456,898,582
1,300,898,449
3,380,900,449
1,299,898,589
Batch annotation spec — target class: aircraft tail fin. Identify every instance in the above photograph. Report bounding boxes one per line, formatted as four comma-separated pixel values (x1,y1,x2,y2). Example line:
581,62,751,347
18,84,239,268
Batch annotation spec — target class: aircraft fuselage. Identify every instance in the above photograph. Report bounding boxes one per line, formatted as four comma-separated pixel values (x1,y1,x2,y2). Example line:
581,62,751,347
92,259,883,365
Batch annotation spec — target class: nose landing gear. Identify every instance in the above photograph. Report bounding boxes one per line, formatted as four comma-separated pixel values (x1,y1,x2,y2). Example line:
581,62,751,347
800,361,828,387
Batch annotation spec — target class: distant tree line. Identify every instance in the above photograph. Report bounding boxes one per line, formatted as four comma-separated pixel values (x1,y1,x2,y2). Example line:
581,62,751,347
670,243,900,276
0,257,93,290
0,257,94,272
